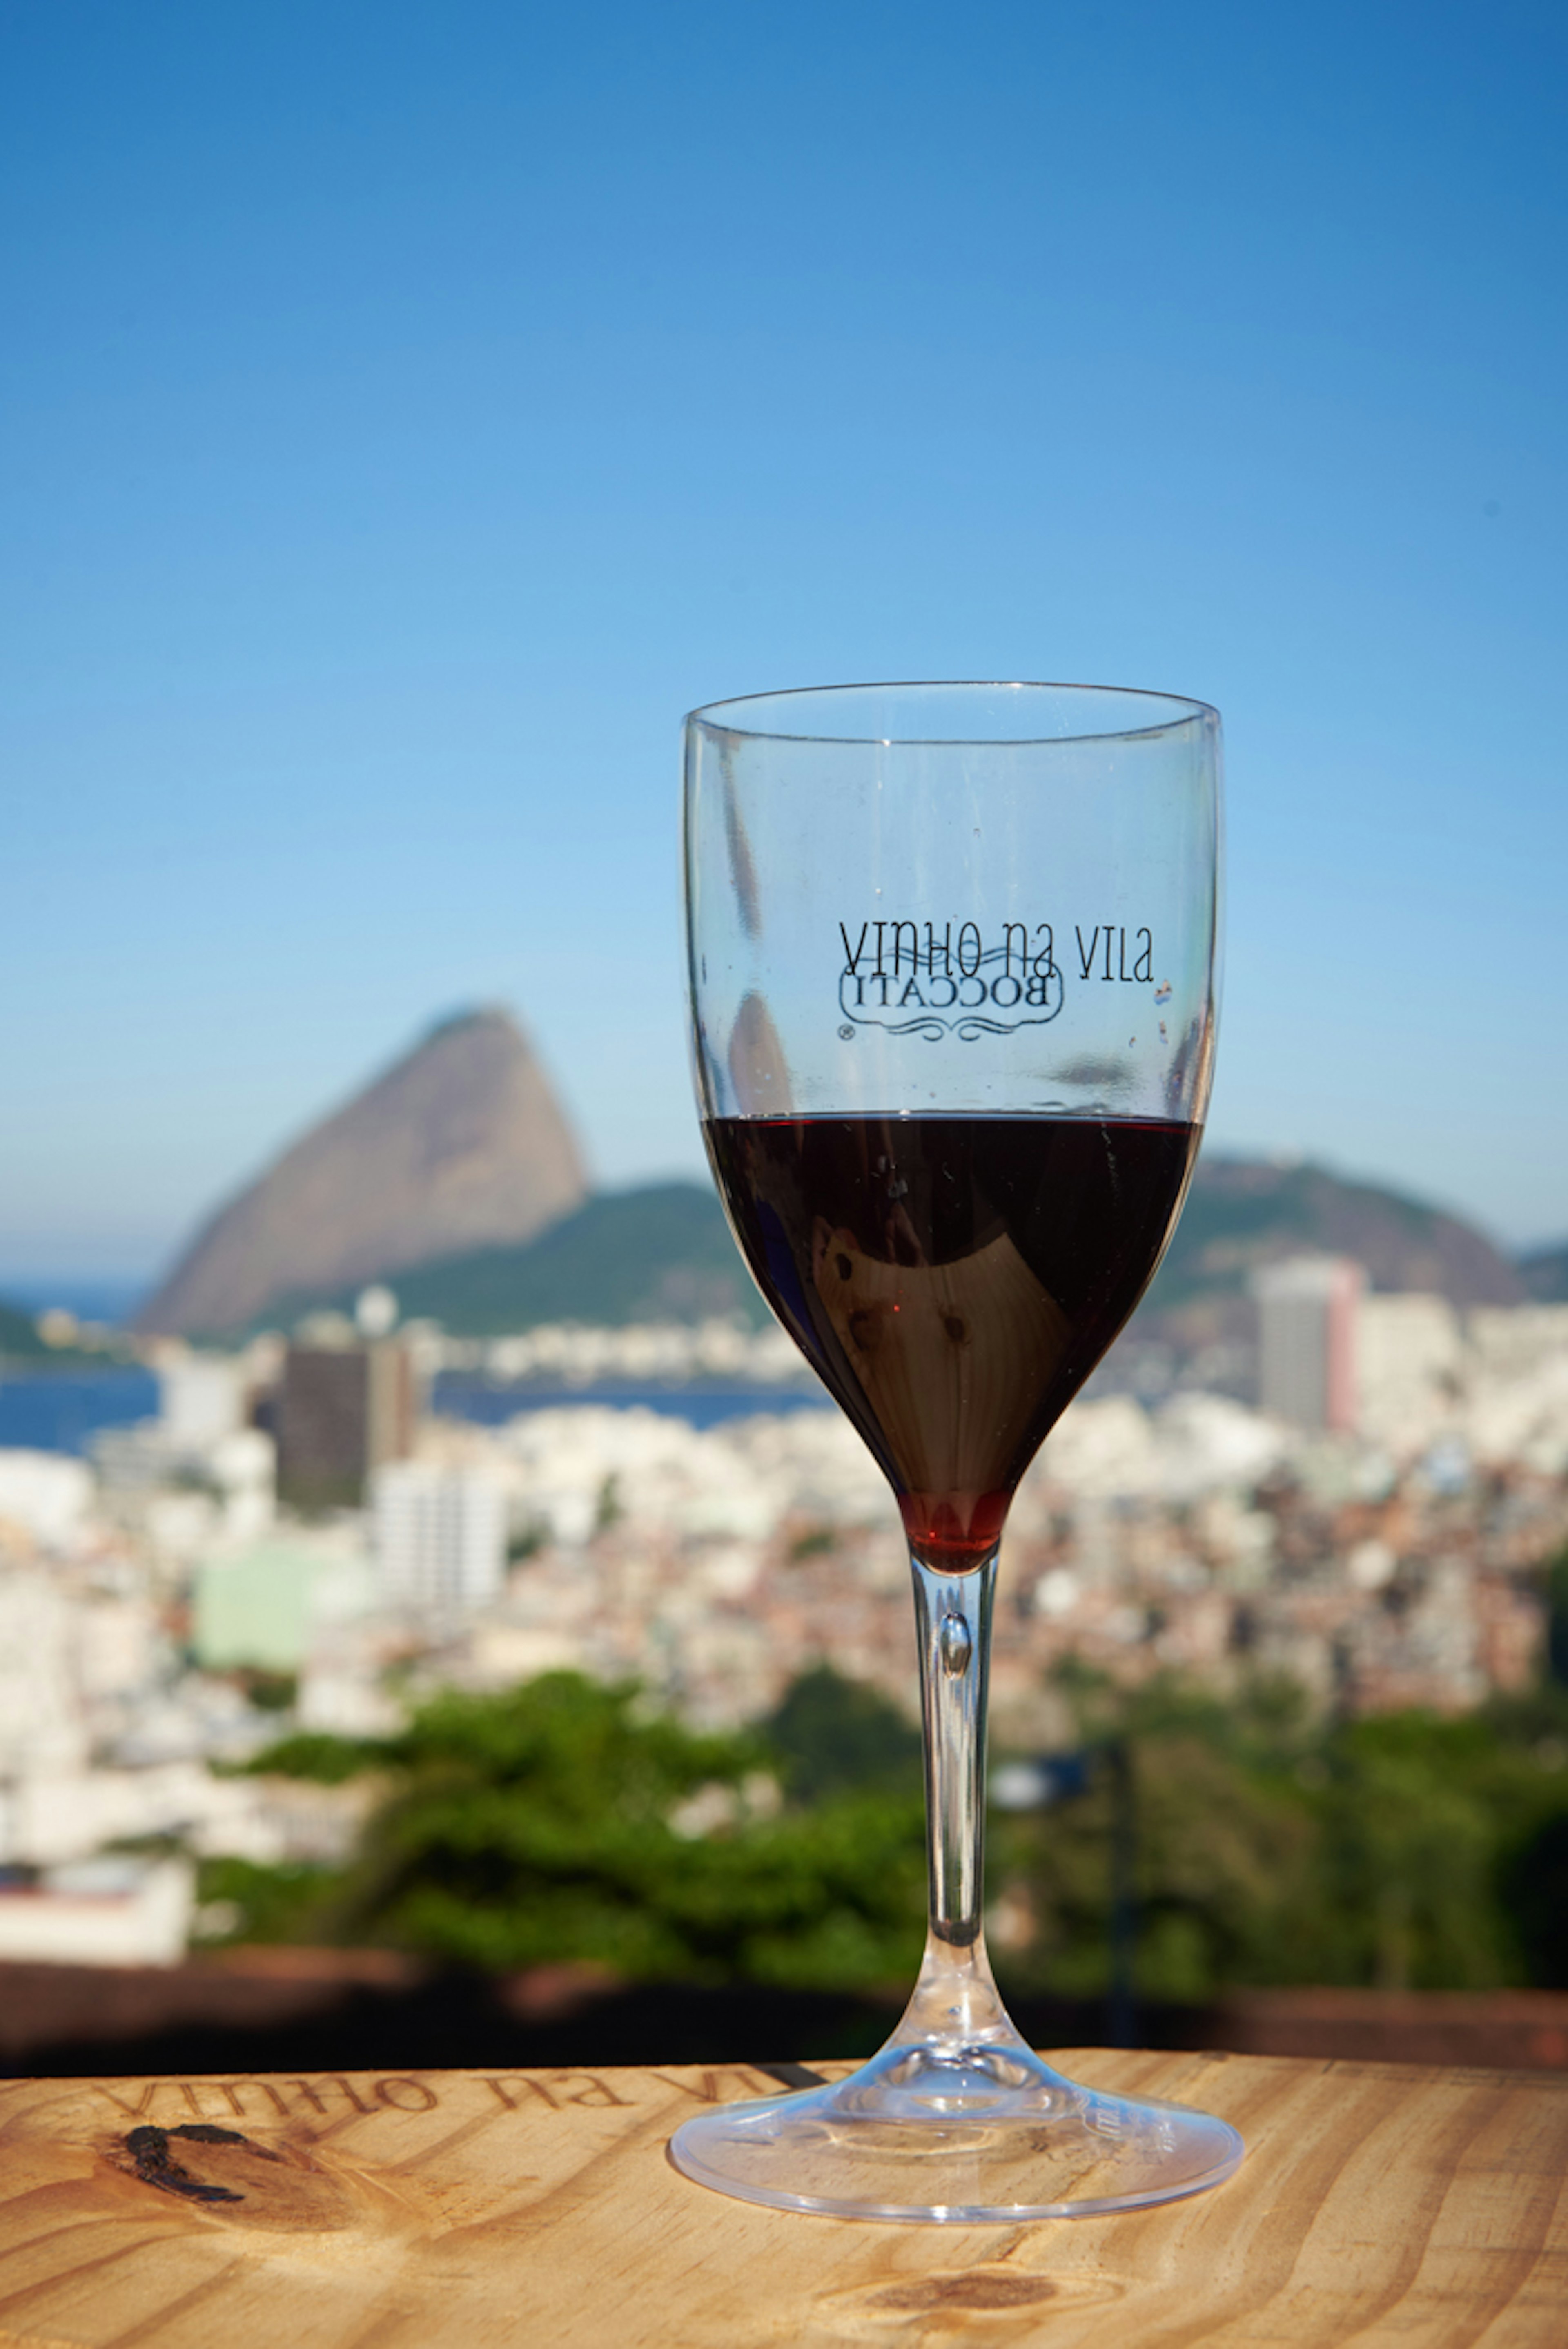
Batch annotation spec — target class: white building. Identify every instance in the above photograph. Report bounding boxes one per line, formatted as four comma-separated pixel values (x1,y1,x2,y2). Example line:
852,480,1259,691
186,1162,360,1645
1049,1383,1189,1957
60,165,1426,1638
1356,1294,1464,1451
1468,1306,1568,1384
1254,1257,1364,1431
1461,1306,1568,1475
373,1461,506,1613
0,1858,193,1967
157,1351,246,1447
0,1450,94,1551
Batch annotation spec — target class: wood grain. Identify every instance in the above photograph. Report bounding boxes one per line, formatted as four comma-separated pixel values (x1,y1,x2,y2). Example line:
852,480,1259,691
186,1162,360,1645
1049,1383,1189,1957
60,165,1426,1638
0,2048,1564,2347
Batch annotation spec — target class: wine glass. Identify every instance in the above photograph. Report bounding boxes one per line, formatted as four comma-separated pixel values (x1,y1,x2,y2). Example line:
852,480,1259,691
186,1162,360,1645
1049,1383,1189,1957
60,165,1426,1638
673,681,1241,2222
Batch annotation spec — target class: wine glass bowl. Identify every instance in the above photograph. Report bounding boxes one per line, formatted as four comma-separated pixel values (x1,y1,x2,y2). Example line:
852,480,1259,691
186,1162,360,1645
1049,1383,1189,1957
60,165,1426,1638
673,681,1241,2221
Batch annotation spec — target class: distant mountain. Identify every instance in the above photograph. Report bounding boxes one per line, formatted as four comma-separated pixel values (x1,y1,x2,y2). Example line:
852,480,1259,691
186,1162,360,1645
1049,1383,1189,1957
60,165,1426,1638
1139,1154,1526,1344
261,1149,1527,1347
1519,1243,1568,1305
301,1182,765,1336
0,1299,115,1364
135,1010,589,1338
0,1300,52,1360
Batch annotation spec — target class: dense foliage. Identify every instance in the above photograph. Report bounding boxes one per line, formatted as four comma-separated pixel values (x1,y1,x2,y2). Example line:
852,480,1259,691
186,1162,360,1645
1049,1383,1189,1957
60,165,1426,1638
766,1663,923,1806
222,1672,924,1986
210,1572,1568,2001
990,1667,1568,1999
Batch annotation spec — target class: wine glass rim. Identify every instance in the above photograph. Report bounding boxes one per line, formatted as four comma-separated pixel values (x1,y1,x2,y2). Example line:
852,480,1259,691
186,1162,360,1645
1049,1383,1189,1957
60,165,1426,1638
685,678,1218,747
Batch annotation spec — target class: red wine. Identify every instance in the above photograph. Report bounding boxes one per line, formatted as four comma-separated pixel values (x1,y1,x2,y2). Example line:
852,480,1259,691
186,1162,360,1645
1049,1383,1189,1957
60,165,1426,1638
705,1114,1200,1569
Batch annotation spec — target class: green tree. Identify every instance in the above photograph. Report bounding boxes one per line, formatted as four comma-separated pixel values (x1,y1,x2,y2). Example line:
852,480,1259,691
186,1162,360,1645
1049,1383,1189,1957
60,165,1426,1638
990,1672,1321,2002
1501,1812,1568,1985
764,1664,923,1805
236,1671,926,1991
1544,1542,1568,1688
990,1666,1568,2000
219,1648,1568,2001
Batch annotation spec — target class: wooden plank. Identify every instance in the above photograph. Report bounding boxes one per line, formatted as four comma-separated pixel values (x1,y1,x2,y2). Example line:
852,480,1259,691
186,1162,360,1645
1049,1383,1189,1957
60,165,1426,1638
0,2048,1564,2346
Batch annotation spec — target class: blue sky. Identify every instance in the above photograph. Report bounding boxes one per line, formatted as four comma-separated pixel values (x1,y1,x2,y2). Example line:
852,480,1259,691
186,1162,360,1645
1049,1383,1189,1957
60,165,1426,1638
1,0,1564,1286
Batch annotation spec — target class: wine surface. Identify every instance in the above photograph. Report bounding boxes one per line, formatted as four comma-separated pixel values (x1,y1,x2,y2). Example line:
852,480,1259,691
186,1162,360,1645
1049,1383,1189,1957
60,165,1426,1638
705,1114,1200,1568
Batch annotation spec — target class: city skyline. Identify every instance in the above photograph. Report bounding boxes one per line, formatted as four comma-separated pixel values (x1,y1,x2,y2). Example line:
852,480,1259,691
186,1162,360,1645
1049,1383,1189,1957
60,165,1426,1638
2,2,1564,1277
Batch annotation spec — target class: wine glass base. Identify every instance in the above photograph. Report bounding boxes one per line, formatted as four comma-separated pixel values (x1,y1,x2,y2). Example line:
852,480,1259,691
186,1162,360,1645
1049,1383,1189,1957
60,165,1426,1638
669,2038,1243,2223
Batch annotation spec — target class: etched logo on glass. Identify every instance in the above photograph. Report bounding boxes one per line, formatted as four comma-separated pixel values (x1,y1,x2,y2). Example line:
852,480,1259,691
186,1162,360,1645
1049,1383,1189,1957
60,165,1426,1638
837,919,1068,1042
837,919,1157,1041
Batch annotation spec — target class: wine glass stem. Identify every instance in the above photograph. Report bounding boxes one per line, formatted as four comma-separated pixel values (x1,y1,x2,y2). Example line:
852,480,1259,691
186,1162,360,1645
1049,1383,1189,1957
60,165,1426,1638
911,1549,998,1949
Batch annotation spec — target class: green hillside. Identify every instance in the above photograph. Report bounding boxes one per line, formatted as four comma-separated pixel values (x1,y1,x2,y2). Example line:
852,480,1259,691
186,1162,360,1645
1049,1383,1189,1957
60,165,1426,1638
245,1152,1532,1346
297,1183,766,1337
0,1299,51,1360
0,1299,131,1364
1141,1154,1524,1338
